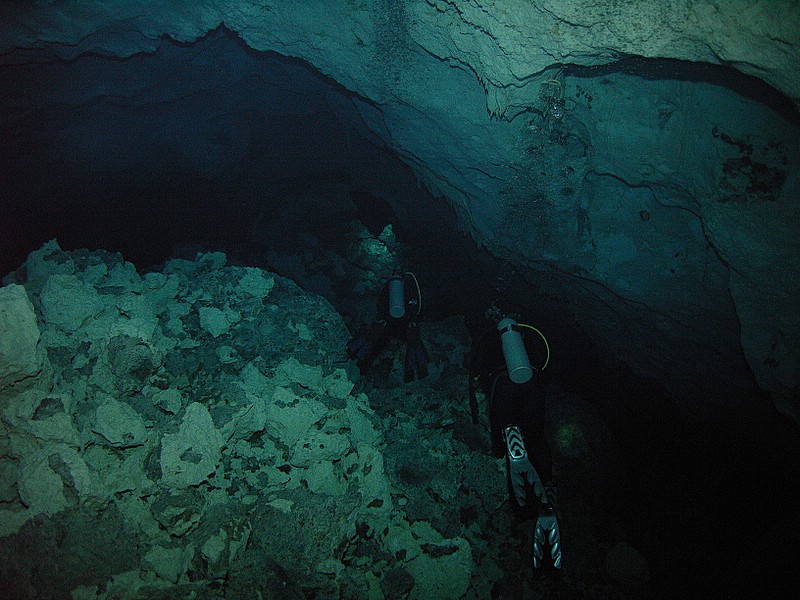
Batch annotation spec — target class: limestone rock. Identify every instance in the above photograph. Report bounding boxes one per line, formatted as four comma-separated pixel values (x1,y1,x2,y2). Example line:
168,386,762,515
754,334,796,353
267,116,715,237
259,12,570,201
200,524,251,580
7,240,71,294
160,402,224,489
0,459,17,503
222,392,268,443
142,543,194,584
215,344,239,365
289,428,351,468
274,357,325,390
265,386,327,448
407,537,472,599
0,283,47,394
387,520,473,600
93,399,148,449
39,274,103,332
198,305,232,337
16,450,67,516
82,445,154,498
235,267,275,299
152,388,183,415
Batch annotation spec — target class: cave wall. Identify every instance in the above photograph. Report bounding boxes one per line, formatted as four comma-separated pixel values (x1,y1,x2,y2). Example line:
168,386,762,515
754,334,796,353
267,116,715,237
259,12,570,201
1,0,798,418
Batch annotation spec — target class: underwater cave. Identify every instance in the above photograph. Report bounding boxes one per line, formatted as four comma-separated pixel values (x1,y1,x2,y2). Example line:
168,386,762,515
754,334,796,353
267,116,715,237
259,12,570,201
1,3,799,599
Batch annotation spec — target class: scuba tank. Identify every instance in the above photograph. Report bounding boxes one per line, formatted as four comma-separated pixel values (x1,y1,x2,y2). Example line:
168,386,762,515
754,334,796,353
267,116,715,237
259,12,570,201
497,317,533,384
388,275,406,318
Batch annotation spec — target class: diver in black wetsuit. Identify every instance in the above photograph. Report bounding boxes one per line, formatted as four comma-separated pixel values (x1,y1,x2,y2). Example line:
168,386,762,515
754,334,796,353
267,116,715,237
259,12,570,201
469,313,562,573
346,271,429,382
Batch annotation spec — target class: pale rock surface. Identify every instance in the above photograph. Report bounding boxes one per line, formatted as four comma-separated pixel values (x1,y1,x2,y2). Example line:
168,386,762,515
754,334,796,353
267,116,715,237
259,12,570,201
93,398,148,449
0,283,47,394
160,402,224,489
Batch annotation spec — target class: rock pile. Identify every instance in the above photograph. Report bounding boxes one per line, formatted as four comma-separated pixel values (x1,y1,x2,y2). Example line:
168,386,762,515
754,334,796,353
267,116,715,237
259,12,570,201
0,241,476,599
2,240,653,599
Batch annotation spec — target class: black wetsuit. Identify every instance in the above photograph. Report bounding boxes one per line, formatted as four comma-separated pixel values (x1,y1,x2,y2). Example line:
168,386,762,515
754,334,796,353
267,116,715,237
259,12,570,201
470,327,553,486
347,274,428,382
471,324,563,572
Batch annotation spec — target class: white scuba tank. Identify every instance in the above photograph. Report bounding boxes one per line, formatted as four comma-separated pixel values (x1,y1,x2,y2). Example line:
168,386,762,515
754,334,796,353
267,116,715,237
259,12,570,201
388,276,406,318
498,317,533,384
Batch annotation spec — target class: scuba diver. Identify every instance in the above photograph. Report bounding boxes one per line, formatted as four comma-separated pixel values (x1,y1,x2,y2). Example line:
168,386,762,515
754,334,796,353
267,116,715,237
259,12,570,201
346,271,429,382
469,312,562,574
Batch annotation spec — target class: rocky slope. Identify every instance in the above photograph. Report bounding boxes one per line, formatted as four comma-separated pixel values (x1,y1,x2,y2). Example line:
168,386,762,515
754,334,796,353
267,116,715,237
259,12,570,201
0,240,658,599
